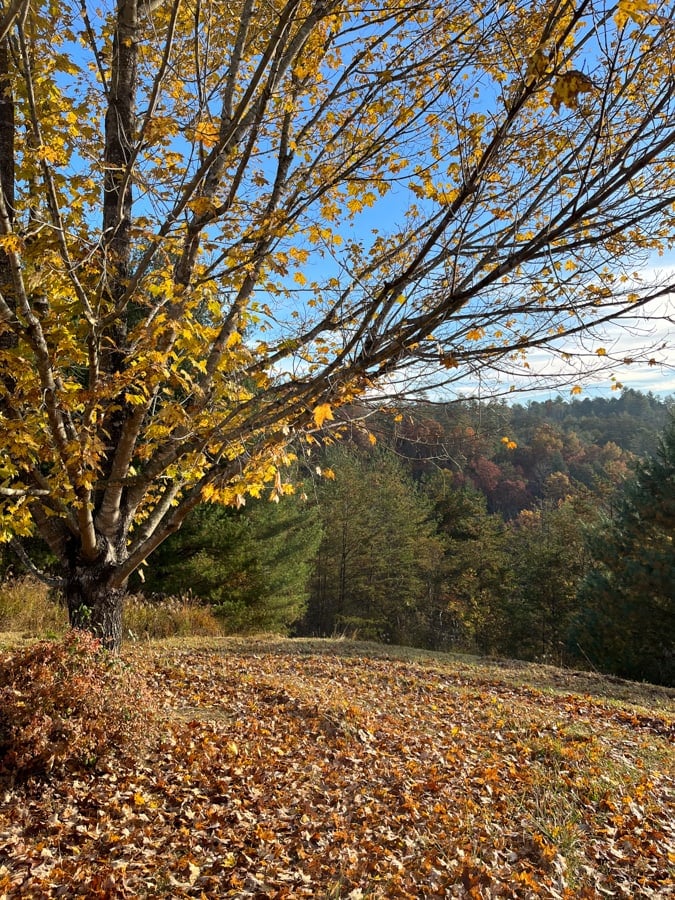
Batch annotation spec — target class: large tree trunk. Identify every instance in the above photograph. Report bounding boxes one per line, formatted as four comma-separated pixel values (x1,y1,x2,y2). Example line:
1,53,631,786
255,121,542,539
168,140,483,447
66,565,127,653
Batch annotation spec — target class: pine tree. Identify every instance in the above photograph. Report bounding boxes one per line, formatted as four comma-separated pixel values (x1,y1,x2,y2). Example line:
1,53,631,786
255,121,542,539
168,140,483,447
303,447,442,644
506,496,597,663
572,418,675,686
140,495,322,634
423,471,513,653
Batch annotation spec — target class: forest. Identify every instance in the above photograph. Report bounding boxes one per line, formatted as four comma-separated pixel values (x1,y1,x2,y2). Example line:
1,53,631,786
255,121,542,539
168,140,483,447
101,387,674,688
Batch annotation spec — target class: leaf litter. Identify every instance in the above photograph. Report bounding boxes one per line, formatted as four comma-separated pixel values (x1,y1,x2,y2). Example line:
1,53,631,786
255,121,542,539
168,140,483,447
1,642,673,898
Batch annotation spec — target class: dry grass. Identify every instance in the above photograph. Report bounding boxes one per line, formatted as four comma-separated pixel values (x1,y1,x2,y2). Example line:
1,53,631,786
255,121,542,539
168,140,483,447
0,578,66,637
0,579,223,644
123,593,223,640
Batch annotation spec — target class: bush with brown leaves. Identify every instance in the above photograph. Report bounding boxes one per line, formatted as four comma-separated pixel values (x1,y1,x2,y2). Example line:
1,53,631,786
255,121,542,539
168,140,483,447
0,630,157,783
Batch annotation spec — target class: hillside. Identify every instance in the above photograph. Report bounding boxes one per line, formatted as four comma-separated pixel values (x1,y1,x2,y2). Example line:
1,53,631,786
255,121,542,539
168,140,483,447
1,637,673,898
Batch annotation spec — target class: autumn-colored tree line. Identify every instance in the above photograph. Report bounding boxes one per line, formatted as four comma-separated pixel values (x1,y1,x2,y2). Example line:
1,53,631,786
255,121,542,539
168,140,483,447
2,0,675,650
90,388,671,687
1,390,671,681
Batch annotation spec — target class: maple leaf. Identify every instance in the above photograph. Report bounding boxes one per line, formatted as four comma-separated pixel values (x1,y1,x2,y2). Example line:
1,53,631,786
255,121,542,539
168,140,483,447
193,120,220,146
615,0,656,29
313,403,334,428
466,328,486,341
525,47,550,85
551,70,597,113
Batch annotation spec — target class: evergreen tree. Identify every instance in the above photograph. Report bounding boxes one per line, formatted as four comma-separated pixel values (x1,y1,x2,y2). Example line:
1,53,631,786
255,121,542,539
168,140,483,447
303,447,442,644
140,494,322,634
506,496,597,663
422,472,514,653
572,417,675,686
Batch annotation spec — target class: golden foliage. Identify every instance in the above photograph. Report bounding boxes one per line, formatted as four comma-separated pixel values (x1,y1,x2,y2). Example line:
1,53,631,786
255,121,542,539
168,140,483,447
550,70,597,113
0,0,673,598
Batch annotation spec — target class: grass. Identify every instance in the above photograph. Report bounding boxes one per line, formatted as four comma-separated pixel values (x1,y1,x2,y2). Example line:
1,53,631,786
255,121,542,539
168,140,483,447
123,593,223,639
1,632,672,898
0,578,66,637
149,633,675,712
0,582,673,896
0,578,223,643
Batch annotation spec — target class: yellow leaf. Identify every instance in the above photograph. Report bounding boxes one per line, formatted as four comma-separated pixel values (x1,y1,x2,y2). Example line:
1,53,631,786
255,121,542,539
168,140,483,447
525,47,549,85
596,347,607,356
187,196,217,217
313,403,334,427
0,234,24,253
615,0,655,29
188,862,200,886
193,120,220,146
551,70,596,113
570,385,583,395
437,188,459,205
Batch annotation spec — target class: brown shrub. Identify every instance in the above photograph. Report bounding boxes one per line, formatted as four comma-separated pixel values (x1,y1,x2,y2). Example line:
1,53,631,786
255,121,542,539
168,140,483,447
0,630,158,783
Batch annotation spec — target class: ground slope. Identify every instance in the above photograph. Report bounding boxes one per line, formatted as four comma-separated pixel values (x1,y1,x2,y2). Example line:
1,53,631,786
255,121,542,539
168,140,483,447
1,638,673,898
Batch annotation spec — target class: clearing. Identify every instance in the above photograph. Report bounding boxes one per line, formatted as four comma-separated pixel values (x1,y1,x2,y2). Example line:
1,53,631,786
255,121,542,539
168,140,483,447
1,636,673,898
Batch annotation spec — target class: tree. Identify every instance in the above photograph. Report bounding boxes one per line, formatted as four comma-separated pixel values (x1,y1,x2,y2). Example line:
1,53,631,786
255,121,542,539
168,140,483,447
423,471,514,653
572,416,675,686
139,492,322,633
1,0,675,648
505,496,598,662
302,446,442,643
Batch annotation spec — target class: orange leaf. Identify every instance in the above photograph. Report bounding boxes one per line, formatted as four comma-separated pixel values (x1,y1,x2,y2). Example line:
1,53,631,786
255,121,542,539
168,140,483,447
313,403,334,428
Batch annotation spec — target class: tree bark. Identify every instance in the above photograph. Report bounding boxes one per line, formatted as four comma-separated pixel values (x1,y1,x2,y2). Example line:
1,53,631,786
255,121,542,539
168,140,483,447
0,36,16,357
66,565,127,653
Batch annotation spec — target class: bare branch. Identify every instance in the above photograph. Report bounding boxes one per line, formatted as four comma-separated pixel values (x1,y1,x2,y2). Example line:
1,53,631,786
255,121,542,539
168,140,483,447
9,538,65,589
0,0,28,43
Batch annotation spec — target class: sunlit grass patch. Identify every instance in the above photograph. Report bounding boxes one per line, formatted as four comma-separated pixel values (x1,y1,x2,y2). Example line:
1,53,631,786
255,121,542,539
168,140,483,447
0,578,66,637
122,593,223,640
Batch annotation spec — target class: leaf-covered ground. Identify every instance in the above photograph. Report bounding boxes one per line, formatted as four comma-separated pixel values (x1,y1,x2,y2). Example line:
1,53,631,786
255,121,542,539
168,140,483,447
1,638,673,898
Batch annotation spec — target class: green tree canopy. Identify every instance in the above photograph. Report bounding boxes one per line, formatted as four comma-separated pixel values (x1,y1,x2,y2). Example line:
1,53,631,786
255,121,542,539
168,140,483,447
572,417,675,686
139,493,322,633
302,446,442,644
